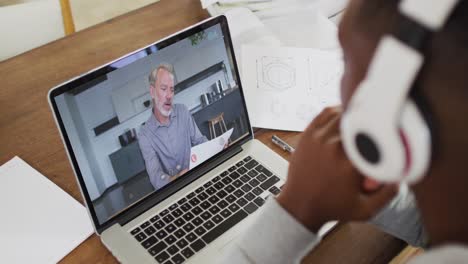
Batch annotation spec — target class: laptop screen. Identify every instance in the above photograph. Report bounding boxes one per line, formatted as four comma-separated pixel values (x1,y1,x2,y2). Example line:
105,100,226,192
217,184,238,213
50,16,251,228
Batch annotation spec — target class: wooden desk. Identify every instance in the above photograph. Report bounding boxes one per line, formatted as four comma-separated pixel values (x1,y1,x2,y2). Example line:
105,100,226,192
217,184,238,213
0,0,406,262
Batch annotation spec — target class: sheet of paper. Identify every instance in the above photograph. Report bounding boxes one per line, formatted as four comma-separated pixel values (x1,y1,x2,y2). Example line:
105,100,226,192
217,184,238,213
190,128,234,169
201,0,220,9
0,157,94,264
316,0,349,17
219,0,272,4
242,45,343,131
224,8,281,75
261,9,340,49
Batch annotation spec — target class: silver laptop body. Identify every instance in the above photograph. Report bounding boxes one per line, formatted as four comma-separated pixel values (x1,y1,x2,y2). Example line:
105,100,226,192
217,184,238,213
48,15,288,263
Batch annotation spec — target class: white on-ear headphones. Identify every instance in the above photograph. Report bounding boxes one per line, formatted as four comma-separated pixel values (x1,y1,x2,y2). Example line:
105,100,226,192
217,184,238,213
341,0,460,184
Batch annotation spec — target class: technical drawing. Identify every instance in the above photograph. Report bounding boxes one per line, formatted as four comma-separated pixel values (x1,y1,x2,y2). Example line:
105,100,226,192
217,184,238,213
256,56,296,91
296,103,319,121
307,57,343,94
269,99,288,118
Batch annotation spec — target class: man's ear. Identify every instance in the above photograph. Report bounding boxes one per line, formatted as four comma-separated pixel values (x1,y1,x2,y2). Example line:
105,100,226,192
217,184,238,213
150,85,155,99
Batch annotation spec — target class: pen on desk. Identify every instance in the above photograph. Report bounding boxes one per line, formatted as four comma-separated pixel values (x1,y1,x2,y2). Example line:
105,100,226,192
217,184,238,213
271,135,295,153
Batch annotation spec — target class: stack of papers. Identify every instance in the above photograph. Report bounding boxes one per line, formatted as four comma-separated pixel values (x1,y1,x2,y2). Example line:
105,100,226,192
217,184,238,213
213,5,346,132
203,0,349,19
224,7,281,74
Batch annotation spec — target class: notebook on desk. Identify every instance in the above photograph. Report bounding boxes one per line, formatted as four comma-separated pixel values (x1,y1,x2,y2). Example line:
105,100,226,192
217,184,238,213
48,15,288,263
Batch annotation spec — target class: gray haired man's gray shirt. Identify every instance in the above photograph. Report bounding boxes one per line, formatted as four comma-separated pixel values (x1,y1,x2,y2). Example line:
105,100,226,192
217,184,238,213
138,104,208,190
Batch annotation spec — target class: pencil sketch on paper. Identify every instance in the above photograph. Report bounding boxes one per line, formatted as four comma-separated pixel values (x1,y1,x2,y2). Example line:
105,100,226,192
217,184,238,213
306,56,343,107
256,56,296,91
242,45,343,131
270,98,288,118
296,103,320,121
307,57,343,94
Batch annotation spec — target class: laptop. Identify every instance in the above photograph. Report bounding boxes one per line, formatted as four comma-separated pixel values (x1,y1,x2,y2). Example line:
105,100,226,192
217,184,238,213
48,15,288,263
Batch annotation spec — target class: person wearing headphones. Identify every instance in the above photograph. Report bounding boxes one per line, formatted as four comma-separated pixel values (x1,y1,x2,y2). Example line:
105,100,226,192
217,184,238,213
223,0,468,262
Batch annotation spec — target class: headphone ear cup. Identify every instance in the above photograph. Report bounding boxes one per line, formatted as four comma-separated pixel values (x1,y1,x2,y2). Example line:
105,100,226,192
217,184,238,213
341,104,407,183
341,99,431,184
398,99,432,184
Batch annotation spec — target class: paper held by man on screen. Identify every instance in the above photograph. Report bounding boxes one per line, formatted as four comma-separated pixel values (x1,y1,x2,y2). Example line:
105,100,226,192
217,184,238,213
0,157,94,264
242,45,343,132
190,128,234,169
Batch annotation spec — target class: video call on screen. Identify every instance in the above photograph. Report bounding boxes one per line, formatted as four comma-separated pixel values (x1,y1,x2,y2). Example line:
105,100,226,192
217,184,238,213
56,24,249,224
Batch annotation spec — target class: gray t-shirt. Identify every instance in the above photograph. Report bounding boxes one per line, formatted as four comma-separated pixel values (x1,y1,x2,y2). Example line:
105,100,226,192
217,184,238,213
138,104,208,190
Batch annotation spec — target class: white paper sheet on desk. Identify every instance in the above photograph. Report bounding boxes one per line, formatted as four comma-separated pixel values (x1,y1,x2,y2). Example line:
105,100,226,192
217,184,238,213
224,8,281,75
190,128,234,169
261,9,340,49
242,45,343,131
0,157,94,264
201,0,219,9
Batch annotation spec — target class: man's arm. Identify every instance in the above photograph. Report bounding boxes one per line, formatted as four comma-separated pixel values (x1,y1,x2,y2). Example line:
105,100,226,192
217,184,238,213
138,133,170,190
222,107,398,263
222,191,427,264
187,110,208,146
221,198,320,264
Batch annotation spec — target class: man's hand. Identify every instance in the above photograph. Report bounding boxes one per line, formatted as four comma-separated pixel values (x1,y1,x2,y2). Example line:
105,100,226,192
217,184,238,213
277,106,398,232
171,169,189,182
177,169,189,177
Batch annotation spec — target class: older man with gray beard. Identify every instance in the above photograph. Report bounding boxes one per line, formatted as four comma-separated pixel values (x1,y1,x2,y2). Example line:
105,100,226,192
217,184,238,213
138,63,208,190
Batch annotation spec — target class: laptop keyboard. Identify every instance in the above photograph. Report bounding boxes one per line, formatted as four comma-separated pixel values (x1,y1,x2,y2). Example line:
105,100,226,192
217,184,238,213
129,156,284,264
